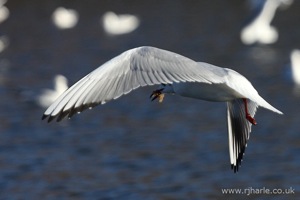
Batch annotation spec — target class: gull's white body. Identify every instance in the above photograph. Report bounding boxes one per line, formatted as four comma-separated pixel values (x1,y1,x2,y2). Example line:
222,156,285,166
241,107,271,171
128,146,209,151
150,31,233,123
42,46,282,172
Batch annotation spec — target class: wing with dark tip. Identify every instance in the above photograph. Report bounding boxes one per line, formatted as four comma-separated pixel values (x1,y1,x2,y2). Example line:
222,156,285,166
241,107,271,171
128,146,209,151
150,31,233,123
226,98,258,172
42,46,226,122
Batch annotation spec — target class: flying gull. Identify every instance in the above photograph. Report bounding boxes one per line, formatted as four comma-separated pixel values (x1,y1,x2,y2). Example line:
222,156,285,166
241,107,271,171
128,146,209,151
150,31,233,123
42,46,283,172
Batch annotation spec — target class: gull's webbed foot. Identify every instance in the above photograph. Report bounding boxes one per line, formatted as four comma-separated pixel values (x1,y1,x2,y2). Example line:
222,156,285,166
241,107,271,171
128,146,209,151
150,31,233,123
246,113,257,125
150,89,165,103
243,98,257,125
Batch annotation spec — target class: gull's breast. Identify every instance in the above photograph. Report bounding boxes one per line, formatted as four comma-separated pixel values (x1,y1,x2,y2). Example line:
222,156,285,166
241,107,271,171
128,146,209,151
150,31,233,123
173,82,244,102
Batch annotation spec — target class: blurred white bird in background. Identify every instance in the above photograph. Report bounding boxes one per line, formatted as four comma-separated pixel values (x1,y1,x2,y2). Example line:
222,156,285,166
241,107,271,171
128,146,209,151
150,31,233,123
51,7,79,29
0,0,9,54
101,11,140,35
0,35,9,53
37,74,68,108
0,0,9,24
42,46,282,172
290,49,300,96
290,49,300,86
241,0,293,45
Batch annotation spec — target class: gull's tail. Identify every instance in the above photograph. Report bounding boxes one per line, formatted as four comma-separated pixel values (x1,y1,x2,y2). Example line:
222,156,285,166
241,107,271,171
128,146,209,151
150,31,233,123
249,95,283,115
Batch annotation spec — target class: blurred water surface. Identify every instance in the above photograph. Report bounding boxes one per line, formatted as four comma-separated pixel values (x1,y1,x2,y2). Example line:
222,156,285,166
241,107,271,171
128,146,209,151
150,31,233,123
0,0,299,199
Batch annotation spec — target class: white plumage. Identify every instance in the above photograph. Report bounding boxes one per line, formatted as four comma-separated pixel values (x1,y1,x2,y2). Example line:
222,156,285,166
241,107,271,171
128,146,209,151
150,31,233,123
42,46,282,172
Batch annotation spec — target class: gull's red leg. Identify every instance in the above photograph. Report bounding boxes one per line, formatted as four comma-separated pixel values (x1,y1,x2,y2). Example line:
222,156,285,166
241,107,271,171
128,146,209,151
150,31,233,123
243,98,257,125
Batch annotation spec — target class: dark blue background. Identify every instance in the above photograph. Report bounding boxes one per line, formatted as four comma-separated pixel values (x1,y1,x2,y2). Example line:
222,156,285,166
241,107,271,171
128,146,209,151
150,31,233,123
0,0,299,199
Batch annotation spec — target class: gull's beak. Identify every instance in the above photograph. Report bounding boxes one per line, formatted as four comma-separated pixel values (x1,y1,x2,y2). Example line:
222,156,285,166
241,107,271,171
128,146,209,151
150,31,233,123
150,89,164,103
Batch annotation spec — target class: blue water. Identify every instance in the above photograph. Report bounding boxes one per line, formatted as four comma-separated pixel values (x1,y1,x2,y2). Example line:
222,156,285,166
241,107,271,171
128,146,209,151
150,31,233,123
0,1,299,199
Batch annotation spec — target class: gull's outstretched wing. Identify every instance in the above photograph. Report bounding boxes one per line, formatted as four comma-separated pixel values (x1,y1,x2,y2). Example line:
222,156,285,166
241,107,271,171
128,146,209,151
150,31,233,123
42,46,226,122
227,99,258,172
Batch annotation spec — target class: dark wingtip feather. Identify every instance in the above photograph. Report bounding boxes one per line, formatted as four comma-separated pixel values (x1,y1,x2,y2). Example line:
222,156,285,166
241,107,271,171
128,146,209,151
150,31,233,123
43,103,99,123
41,112,57,123
232,164,239,173
47,115,56,123
41,114,48,120
234,149,245,173
56,111,69,122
